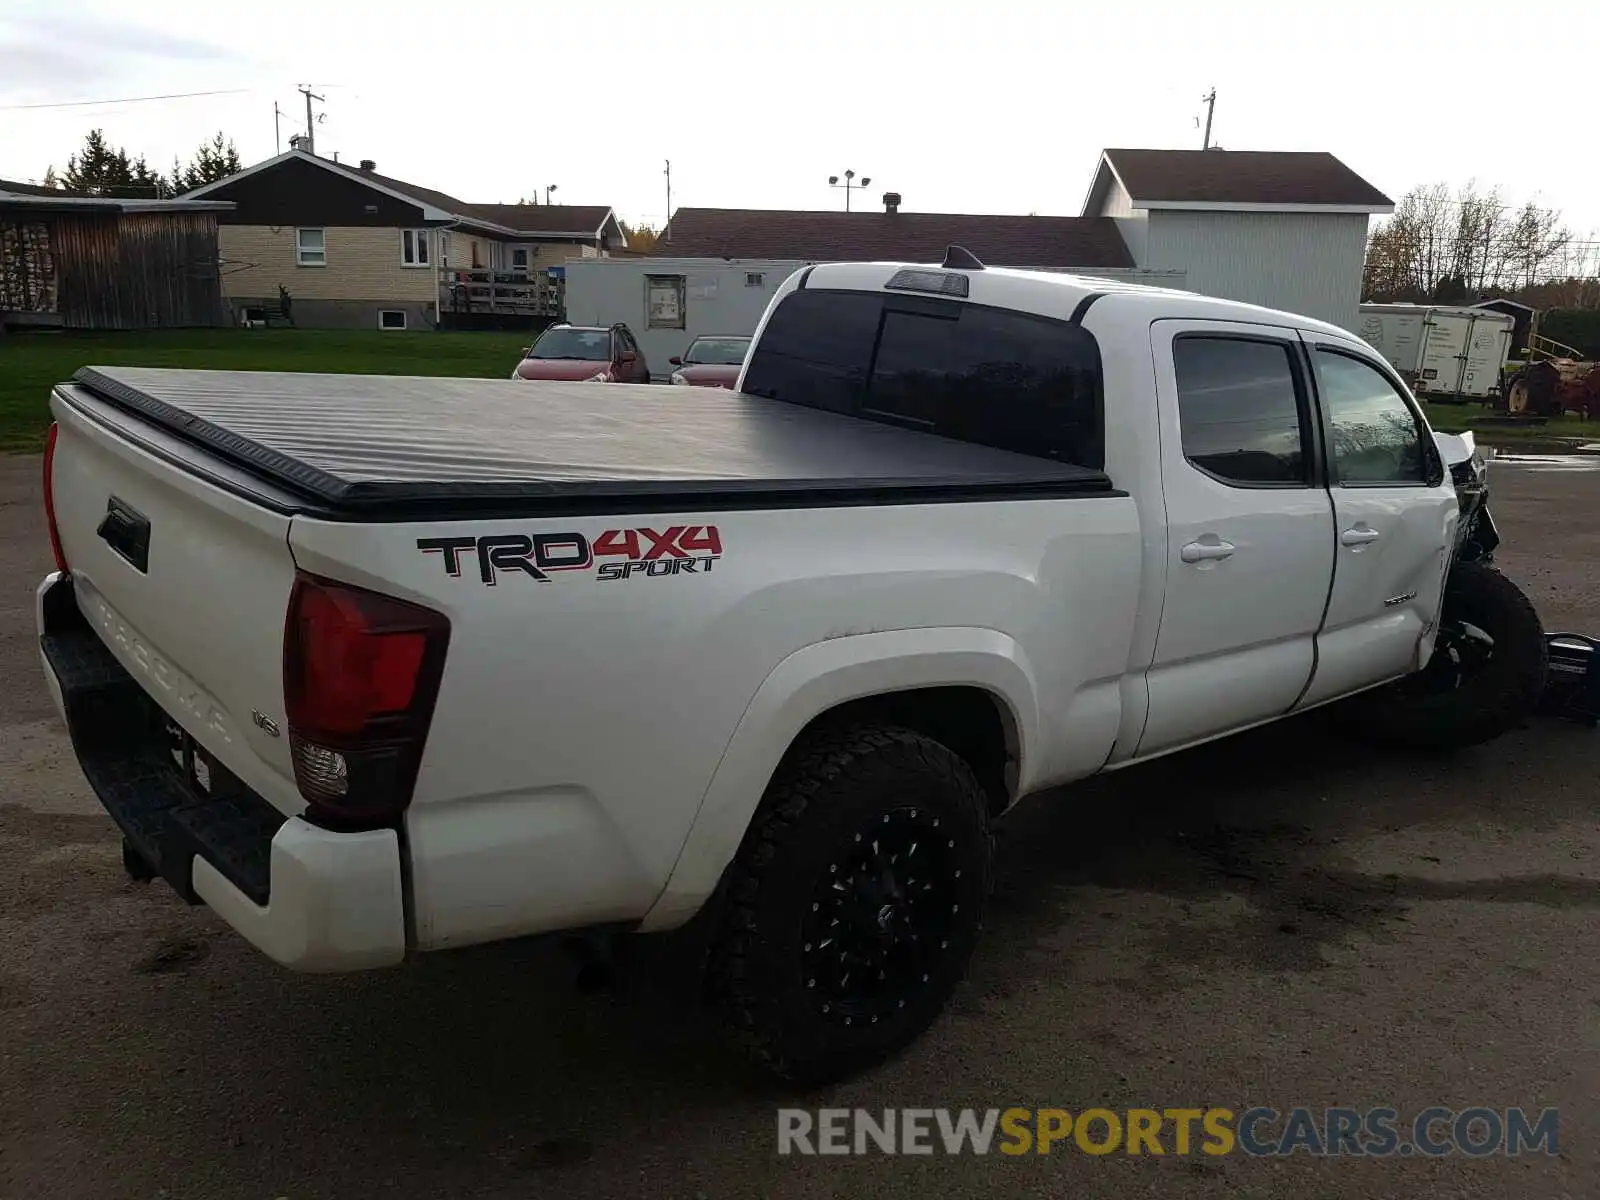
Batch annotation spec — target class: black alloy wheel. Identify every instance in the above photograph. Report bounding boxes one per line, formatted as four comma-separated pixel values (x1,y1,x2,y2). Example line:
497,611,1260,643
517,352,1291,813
800,804,962,1029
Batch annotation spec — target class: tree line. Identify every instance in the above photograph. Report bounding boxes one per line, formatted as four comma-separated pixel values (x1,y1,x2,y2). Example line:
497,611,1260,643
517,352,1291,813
35,129,243,199
1364,180,1600,309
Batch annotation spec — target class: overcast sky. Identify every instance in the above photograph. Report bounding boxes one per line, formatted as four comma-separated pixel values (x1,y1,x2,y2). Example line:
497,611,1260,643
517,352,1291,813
3,0,1595,239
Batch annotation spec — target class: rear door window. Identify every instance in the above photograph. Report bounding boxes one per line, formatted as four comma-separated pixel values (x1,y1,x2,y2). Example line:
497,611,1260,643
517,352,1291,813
1173,336,1311,486
740,288,1104,468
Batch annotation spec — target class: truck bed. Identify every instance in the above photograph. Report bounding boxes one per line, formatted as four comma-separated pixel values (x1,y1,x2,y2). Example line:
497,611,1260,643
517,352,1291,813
67,366,1113,519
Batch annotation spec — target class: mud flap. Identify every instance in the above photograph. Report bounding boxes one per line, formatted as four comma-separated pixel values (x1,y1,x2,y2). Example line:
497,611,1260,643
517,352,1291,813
1542,634,1600,726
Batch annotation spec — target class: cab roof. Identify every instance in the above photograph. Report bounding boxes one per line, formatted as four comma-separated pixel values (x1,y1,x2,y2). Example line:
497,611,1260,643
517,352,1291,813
796,259,1357,342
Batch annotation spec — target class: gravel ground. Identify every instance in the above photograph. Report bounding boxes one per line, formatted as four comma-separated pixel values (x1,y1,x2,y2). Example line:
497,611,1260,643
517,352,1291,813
0,450,1596,1200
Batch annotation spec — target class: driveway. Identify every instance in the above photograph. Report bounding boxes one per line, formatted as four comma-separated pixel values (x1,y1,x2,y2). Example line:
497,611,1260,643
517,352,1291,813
0,451,1596,1199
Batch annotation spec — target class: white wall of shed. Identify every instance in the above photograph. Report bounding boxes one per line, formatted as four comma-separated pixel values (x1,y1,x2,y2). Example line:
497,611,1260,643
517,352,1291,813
1100,177,1135,218
1144,210,1371,330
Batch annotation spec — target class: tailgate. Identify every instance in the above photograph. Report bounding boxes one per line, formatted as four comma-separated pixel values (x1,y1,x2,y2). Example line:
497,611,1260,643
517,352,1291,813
48,387,303,817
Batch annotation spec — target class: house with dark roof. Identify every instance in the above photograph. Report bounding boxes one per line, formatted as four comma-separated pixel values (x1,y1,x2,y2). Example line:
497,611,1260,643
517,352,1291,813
659,199,1136,271
1081,148,1393,328
181,150,626,329
2,179,235,330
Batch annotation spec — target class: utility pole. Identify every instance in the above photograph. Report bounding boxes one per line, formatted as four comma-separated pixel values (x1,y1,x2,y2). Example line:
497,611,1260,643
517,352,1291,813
1200,88,1217,149
664,159,672,242
298,85,325,156
274,102,287,154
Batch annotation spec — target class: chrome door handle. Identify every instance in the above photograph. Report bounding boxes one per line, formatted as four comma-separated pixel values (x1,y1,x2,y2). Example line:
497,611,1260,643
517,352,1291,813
1181,538,1236,563
1340,526,1382,547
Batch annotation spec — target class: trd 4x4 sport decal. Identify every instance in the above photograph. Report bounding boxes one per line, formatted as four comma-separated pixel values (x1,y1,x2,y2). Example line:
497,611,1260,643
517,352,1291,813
417,525,722,585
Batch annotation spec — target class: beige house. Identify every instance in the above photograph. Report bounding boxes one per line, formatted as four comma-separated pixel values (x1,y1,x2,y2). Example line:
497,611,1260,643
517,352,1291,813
182,150,626,330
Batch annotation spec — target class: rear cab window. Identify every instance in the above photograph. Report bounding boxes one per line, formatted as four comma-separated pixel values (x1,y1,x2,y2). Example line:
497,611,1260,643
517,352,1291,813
740,287,1104,469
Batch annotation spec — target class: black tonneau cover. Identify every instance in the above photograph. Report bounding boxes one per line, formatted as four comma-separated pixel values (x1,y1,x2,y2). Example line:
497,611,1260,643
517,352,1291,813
69,366,1114,517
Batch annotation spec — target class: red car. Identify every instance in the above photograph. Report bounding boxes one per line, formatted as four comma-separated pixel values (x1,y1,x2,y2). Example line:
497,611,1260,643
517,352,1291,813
512,322,651,383
668,335,752,388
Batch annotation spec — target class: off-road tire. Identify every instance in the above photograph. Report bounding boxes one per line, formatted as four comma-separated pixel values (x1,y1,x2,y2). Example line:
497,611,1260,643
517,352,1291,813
708,725,993,1085
1338,561,1547,751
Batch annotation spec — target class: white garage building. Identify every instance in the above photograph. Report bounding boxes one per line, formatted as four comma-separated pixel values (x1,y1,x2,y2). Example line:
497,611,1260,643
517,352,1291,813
1080,148,1394,329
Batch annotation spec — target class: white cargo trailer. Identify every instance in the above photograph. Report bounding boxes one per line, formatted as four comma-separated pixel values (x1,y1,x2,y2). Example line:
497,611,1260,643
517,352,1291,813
1357,303,1515,401
563,257,1191,380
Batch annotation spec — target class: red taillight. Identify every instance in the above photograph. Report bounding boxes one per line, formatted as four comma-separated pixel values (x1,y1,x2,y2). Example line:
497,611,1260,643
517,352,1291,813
283,574,450,828
42,422,68,573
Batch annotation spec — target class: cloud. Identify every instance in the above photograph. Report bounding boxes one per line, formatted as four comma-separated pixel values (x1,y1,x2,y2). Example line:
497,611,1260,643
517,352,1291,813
0,12,253,86
0,40,105,91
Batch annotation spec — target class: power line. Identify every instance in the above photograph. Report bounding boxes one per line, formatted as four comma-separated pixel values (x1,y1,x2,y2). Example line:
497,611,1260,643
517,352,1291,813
0,88,252,112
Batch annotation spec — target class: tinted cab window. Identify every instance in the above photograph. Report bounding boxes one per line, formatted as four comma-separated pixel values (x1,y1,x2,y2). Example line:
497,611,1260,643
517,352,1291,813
740,291,881,416
1315,350,1427,484
740,288,1103,468
1173,337,1309,486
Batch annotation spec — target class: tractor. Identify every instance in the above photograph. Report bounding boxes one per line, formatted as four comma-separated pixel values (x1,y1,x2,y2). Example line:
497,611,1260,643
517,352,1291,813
1497,316,1600,421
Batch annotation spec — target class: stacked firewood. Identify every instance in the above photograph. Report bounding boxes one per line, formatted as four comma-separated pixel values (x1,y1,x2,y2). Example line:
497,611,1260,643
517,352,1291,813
0,220,56,313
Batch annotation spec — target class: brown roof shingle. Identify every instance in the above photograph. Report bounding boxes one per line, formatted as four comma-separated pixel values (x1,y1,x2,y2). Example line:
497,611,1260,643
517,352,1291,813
452,202,613,236
657,208,1134,269
1103,149,1392,208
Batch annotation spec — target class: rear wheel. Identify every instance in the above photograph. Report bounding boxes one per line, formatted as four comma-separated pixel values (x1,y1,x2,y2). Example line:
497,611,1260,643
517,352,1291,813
708,725,993,1084
1504,371,1531,414
1337,561,1547,751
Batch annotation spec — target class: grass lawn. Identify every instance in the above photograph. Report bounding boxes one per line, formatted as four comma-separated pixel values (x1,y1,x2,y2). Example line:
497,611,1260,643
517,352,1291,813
1419,400,1596,445
0,328,529,452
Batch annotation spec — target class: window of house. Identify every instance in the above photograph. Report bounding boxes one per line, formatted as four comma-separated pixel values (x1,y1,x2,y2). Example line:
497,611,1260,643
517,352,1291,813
738,288,1105,468
1315,349,1427,485
378,309,407,330
401,229,431,267
511,247,530,272
1173,336,1309,486
439,232,452,266
745,272,765,288
470,240,483,270
296,227,326,267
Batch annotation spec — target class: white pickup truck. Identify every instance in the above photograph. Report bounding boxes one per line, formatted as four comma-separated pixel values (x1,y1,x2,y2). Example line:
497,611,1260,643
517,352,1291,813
37,251,1547,1082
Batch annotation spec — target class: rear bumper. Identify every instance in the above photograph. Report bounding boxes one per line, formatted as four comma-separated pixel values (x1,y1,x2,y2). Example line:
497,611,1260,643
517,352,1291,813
36,572,407,972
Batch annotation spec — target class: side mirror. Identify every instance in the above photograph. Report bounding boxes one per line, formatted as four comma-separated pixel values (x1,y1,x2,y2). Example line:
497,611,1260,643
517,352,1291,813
518,346,530,356
669,356,682,366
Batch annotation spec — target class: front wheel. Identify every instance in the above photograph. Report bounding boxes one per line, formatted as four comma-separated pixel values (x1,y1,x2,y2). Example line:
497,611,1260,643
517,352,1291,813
708,725,993,1084
1338,562,1548,751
